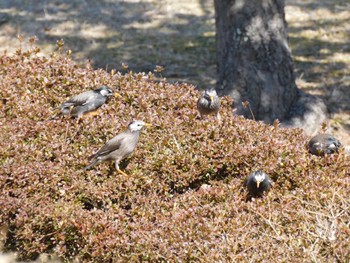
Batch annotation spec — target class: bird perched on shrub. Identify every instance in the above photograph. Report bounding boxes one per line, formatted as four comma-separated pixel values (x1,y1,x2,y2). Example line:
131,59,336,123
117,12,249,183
308,133,341,156
197,88,221,120
245,171,272,197
53,86,120,119
85,120,151,176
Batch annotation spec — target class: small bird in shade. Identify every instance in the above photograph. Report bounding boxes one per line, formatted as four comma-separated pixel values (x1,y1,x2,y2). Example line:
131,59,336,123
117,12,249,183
245,171,272,197
53,86,120,119
308,133,341,156
197,88,221,120
85,120,151,176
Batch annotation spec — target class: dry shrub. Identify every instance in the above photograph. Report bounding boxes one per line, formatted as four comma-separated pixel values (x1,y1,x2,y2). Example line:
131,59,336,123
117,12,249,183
1,43,350,262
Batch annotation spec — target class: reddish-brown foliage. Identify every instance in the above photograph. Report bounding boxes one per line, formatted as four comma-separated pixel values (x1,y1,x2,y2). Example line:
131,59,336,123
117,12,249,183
1,44,350,262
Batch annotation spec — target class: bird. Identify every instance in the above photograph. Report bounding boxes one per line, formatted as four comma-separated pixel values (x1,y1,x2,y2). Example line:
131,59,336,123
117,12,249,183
197,88,221,120
85,120,151,176
53,86,120,119
308,133,341,156
245,171,272,197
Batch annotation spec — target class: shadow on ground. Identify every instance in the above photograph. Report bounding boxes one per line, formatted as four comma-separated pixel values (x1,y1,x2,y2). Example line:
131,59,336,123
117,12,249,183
0,0,216,88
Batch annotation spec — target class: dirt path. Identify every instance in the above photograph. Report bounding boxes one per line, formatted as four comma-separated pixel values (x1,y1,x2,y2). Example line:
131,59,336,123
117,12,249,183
0,0,349,144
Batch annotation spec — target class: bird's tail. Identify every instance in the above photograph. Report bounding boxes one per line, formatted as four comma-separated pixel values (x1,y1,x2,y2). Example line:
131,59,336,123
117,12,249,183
88,153,97,160
84,158,99,170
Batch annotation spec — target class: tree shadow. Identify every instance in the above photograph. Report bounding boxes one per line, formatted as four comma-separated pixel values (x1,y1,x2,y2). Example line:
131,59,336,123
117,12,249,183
0,0,216,89
0,0,349,118
286,0,350,117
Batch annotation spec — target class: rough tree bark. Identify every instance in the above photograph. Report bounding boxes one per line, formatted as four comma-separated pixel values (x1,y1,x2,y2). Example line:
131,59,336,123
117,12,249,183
214,0,327,134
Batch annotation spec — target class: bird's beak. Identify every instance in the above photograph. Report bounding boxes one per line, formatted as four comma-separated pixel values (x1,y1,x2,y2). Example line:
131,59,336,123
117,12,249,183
256,181,261,188
144,123,153,127
210,95,214,102
114,92,121,97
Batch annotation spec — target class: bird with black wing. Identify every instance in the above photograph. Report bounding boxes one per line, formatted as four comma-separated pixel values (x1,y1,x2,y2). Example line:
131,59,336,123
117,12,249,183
85,120,151,176
197,88,221,120
245,170,272,197
53,86,120,120
308,133,341,156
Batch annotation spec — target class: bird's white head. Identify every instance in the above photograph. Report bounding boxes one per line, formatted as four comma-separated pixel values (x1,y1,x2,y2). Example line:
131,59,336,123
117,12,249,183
254,171,266,188
98,86,113,97
204,88,217,101
128,120,151,132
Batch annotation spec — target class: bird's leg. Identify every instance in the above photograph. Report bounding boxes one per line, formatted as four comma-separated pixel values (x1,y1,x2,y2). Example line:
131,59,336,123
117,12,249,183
115,162,128,176
85,110,100,117
216,112,221,121
76,114,83,124
70,118,82,139
117,169,129,177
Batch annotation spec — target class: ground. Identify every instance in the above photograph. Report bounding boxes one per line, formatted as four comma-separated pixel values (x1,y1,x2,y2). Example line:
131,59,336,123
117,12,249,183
0,0,349,144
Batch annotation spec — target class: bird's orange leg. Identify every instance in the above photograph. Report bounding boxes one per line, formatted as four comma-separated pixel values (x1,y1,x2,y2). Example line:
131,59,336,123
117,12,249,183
84,109,101,117
117,169,129,177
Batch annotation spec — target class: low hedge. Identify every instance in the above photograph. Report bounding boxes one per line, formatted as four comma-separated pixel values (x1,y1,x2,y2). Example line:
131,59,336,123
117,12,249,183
1,44,349,262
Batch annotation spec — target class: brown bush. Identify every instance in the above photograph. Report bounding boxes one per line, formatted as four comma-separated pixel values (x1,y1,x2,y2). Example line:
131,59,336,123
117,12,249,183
1,43,350,262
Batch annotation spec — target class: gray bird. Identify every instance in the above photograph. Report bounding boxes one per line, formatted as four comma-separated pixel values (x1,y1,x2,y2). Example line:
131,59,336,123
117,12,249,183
54,86,120,119
85,120,151,176
245,171,272,197
308,133,341,156
197,88,221,120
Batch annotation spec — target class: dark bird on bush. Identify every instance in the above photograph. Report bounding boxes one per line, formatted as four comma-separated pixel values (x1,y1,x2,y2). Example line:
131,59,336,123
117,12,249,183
197,88,221,120
308,133,341,156
53,86,120,119
245,171,272,197
85,120,151,176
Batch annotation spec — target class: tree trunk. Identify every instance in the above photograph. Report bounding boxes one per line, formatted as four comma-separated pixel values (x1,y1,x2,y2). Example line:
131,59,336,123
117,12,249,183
214,0,311,124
